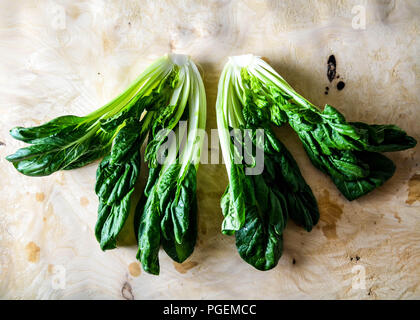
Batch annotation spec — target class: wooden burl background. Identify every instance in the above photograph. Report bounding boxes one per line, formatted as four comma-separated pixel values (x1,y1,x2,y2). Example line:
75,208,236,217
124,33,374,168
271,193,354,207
0,0,419,299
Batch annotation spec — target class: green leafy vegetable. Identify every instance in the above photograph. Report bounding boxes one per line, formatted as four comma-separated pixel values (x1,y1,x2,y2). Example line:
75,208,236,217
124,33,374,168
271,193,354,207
135,57,206,274
223,55,416,201
7,55,175,175
216,58,319,271
6,54,206,275
94,118,143,250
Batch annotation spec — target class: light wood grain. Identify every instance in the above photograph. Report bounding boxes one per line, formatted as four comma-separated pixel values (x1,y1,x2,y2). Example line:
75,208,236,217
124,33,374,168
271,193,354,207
0,0,419,299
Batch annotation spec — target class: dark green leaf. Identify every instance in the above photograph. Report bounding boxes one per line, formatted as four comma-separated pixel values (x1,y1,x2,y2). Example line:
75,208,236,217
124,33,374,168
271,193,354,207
331,151,396,201
94,119,143,250
235,204,283,271
9,115,87,144
7,129,113,176
162,195,198,263
350,122,417,152
136,190,161,275
95,189,134,250
221,163,247,234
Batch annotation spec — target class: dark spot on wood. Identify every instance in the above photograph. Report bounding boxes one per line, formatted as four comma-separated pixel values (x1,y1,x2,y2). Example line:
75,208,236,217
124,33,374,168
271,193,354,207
327,55,336,82
356,256,360,261
350,257,353,261
325,87,329,91
0,141,5,146
121,282,134,300
292,258,296,265
337,81,346,91
324,91,328,95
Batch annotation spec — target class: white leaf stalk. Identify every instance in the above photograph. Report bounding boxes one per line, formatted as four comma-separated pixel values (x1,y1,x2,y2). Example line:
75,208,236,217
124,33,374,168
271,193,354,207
159,54,207,178
217,54,323,180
